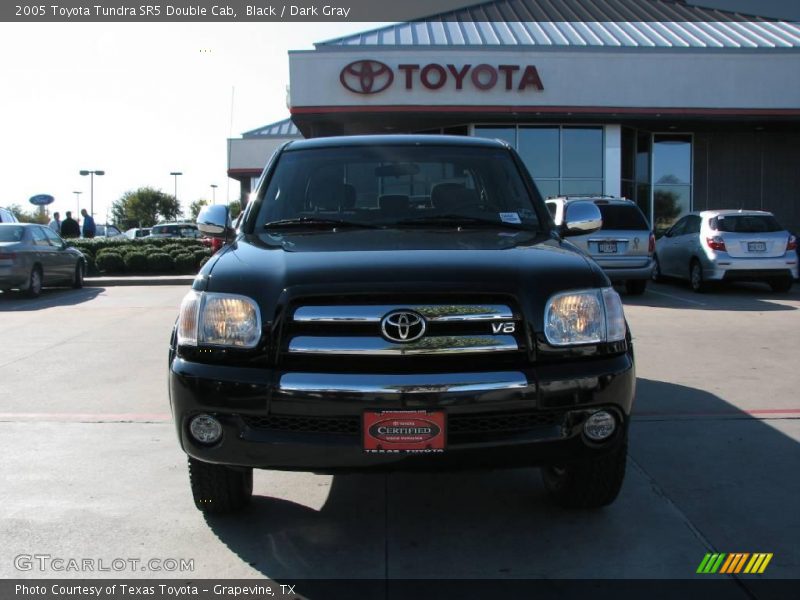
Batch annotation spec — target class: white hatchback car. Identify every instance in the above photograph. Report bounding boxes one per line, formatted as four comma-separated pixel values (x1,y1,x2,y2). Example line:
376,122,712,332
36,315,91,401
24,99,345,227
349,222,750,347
653,210,798,293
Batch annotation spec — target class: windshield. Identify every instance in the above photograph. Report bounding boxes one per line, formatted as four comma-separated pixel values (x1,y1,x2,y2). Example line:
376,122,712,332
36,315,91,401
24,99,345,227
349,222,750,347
254,145,543,230
0,226,24,242
711,214,783,233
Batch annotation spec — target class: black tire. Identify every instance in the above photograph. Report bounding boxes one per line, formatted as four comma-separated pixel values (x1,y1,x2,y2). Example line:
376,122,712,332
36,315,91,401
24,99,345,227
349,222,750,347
689,260,708,293
542,439,627,509
651,255,662,282
188,457,252,514
25,266,43,298
625,279,647,296
769,277,793,293
72,261,85,289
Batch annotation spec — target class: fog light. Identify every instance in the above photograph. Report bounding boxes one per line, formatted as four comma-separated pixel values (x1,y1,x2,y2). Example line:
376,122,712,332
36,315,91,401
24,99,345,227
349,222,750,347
584,411,616,441
189,414,222,444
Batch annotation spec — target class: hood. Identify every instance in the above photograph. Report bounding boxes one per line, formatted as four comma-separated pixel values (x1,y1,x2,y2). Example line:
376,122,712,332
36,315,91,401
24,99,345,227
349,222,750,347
198,229,607,324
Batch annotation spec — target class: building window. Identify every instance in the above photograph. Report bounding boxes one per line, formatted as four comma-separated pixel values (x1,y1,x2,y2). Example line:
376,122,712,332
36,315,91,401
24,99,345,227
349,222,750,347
474,125,604,198
653,133,692,236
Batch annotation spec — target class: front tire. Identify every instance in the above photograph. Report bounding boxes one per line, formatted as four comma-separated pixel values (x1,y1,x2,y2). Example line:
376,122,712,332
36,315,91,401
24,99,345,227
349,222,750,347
25,266,43,298
188,458,252,514
72,261,85,289
689,260,708,293
542,439,627,509
769,277,793,293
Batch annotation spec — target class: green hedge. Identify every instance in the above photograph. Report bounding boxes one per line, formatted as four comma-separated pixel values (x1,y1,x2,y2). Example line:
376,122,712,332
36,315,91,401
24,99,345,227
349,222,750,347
69,238,212,275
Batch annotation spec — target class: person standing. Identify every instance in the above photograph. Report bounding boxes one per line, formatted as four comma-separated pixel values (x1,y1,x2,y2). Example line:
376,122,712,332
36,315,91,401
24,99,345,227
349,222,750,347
48,212,61,234
60,211,80,239
81,208,96,239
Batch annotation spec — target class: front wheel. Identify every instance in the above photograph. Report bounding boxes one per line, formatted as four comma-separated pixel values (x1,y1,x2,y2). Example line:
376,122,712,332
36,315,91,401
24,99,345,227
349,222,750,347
188,457,253,514
542,439,627,509
651,255,662,282
72,261,85,289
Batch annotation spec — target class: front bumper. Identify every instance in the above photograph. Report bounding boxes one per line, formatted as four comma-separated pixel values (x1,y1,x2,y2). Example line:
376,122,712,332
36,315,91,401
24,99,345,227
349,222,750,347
169,352,635,472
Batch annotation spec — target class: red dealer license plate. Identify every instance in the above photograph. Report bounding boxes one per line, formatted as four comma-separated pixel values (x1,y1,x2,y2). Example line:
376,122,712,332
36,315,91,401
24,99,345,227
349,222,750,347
363,410,446,454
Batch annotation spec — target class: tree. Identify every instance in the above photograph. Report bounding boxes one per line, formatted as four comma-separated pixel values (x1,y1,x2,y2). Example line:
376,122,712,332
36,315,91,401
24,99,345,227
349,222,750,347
189,199,208,221
111,187,182,229
9,204,49,224
228,202,242,220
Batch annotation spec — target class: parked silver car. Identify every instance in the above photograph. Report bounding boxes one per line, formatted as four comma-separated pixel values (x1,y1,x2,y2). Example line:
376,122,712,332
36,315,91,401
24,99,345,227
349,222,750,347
0,223,86,297
0,207,19,223
546,196,654,295
653,210,798,293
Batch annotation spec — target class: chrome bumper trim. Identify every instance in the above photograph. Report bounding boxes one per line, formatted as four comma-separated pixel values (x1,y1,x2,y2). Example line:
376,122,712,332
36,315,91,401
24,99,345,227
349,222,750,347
287,335,519,355
278,371,530,394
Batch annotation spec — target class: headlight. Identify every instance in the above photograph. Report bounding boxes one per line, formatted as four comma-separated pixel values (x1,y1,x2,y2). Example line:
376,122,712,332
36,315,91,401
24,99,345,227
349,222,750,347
544,287,626,346
177,291,261,348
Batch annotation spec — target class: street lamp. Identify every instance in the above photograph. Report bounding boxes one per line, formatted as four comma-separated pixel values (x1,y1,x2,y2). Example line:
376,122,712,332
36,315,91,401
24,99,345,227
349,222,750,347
72,191,82,215
210,184,218,205
79,170,104,217
170,172,183,206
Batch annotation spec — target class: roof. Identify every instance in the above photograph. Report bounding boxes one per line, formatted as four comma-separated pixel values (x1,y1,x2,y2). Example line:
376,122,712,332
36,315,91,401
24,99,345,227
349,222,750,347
284,134,510,151
317,0,800,49
242,118,301,139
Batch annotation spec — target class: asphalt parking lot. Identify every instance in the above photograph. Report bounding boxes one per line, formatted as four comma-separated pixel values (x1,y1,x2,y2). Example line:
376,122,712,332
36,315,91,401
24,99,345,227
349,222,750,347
0,282,798,589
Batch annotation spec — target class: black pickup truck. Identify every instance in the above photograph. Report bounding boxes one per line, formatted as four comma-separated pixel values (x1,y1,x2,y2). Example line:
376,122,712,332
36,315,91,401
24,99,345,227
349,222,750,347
169,135,635,513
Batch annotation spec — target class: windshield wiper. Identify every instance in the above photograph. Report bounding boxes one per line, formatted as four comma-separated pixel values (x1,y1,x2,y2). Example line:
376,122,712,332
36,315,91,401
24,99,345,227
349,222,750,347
264,217,379,230
391,214,533,230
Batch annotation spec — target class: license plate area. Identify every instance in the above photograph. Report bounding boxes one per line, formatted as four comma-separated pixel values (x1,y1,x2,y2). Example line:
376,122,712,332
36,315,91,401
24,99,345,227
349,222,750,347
363,410,446,454
598,241,618,253
747,242,767,252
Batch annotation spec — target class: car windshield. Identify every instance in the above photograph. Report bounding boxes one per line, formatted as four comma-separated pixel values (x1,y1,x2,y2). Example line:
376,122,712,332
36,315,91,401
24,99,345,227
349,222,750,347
711,214,782,233
597,205,649,230
255,145,543,231
0,226,24,242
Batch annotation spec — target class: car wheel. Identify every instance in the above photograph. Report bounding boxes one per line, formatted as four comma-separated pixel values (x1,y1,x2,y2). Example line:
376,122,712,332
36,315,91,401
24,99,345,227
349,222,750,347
769,277,793,293
542,438,627,509
625,279,647,296
25,266,43,298
651,255,662,282
188,457,252,514
72,261,85,289
689,260,707,293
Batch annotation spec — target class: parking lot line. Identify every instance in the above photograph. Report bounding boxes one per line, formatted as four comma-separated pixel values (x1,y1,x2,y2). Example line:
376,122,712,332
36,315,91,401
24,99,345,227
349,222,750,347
646,289,708,306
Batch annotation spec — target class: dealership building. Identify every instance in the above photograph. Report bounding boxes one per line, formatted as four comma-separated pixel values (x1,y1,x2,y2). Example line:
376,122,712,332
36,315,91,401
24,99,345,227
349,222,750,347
228,0,800,233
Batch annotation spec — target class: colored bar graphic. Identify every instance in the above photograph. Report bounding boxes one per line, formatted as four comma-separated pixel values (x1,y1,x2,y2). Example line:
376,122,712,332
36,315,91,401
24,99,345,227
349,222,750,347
701,552,773,575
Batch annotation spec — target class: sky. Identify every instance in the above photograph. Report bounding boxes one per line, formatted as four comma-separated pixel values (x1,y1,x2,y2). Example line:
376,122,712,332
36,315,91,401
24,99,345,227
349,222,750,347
0,22,389,223
1,1,797,225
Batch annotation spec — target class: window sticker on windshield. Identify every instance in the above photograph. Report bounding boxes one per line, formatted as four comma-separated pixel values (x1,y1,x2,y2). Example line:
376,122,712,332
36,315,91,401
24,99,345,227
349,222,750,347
499,212,522,224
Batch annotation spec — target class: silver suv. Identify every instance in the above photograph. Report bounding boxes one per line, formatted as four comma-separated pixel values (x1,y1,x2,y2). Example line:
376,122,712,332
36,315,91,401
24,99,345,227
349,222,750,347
654,210,798,293
546,196,654,295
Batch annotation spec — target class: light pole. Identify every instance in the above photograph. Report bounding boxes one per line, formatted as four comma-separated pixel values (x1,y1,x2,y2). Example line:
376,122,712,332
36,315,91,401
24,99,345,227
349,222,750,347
210,184,218,205
72,191,82,215
170,172,182,209
79,170,104,217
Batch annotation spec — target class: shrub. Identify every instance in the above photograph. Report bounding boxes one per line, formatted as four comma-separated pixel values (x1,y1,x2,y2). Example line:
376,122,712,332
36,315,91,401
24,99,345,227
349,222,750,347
96,252,125,273
174,253,196,273
193,249,211,267
123,252,148,272
147,252,174,272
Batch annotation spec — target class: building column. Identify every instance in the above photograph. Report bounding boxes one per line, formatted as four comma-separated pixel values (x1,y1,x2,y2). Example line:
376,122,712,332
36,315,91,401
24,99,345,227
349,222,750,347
604,125,621,197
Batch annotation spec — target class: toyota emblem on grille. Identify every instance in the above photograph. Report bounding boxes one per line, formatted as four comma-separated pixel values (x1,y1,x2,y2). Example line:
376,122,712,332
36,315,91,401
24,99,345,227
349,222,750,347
340,60,394,95
380,310,426,343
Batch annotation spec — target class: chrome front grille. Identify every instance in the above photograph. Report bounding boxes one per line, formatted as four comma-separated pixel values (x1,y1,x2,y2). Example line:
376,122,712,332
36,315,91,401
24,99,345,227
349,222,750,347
285,302,524,358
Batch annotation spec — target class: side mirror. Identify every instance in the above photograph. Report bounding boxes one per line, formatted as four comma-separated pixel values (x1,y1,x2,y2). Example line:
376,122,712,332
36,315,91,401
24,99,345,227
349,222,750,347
562,201,602,236
663,229,673,238
197,205,233,239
